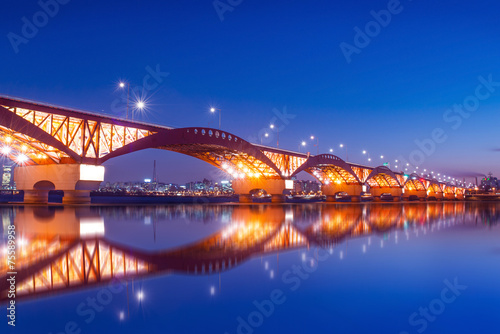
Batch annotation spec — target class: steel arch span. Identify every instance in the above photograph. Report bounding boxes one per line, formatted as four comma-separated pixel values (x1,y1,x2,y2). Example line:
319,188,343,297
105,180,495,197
0,95,290,180
291,154,361,185
365,166,401,188
100,127,284,179
404,174,427,192
0,95,472,198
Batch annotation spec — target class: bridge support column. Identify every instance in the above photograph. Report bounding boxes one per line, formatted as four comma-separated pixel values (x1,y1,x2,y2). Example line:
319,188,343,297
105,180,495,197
428,192,444,201
371,187,402,202
62,190,93,204
271,194,285,203
232,178,286,203
14,164,104,204
238,194,253,203
402,190,427,201
322,184,362,202
444,193,456,201
23,190,50,204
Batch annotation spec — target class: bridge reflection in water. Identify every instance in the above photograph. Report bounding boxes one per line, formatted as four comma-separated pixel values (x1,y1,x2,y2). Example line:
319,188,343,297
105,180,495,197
1,203,498,303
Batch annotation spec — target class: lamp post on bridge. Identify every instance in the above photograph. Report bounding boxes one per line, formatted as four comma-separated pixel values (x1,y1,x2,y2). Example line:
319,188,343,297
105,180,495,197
210,107,221,130
310,135,319,155
119,81,146,120
260,132,269,144
270,124,279,148
119,82,131,119
340,144,348,161
298,141,306,153
362,150,371,164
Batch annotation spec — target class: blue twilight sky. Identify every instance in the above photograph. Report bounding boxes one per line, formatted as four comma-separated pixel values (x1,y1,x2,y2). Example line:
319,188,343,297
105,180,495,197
1,0,500,184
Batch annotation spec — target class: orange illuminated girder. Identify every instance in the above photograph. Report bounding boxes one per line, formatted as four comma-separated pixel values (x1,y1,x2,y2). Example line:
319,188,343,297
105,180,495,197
262,151,307,177
15,239,151,297
351,166,372,183
308,165,360,184
0,105,155,165
164,145,282,179
367,173,400,188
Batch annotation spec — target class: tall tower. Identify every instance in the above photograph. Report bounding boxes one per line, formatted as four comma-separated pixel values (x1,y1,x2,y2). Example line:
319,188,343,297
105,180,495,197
152,160,157,191
153,160,157,183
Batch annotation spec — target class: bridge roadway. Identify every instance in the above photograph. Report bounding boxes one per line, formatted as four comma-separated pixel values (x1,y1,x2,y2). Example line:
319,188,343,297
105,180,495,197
0,94,469,203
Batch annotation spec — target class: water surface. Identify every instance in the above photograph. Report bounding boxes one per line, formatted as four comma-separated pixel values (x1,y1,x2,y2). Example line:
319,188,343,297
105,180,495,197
1,202,500,334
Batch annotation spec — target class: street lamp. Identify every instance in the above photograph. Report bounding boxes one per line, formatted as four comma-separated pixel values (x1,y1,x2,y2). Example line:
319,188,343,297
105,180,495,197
362,150,371,163
119,81,131,119
133,100,146,119
310,135,319,154
270,124,279,148
261,132,269,144
339,144,348,161
299,141,306,152
210,107,221,130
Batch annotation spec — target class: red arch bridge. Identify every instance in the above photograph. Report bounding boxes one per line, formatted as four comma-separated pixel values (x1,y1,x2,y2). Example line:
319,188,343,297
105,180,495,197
0,95,469,203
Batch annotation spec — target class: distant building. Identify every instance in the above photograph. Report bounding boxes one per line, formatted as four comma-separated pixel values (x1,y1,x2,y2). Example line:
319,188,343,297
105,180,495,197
2,165,14,189
294,180,321,193
480,175,500,192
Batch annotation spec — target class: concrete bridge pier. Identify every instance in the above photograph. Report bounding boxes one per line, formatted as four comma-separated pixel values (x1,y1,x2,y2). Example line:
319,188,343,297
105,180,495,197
322,184,363,202
402,190,427,201
444,193,456,201
428,191,444,201
232,178,286,203
371,187,402,202
14,164,104,204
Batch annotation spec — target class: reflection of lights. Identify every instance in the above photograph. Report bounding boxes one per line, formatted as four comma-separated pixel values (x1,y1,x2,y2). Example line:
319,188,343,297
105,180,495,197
119,311,125,321
137,291,144,301
339,251,343,260
301,253,306,261
270,270,274,279
362,245,366,253
210,286,215,296
380,240,384,248
264,261,269,270
80,218,105,237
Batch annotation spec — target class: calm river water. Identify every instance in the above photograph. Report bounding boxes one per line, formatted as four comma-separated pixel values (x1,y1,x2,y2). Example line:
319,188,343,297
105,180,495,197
1,202,500,333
